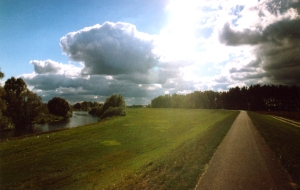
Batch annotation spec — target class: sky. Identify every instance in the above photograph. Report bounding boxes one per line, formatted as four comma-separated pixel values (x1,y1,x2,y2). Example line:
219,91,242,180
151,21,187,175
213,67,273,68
1,0,300,105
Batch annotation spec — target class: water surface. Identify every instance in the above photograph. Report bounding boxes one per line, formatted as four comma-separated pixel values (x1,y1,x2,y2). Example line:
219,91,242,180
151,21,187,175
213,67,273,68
0,111,99,140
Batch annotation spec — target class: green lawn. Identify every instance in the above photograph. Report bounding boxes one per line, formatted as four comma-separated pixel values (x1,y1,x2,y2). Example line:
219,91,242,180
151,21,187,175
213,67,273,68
0,108,238,190
248,112,300,189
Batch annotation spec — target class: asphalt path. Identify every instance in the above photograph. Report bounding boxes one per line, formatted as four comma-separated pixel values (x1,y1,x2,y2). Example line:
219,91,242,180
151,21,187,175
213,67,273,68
196,111,296,190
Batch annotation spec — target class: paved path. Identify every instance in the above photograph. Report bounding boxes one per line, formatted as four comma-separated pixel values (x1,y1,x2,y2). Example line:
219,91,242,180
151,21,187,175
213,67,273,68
196,111,296,190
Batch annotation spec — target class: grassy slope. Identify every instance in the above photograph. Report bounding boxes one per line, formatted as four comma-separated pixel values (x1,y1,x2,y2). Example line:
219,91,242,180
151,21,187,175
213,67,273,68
255,111,300,122
248,112,300,189
0,109,238,190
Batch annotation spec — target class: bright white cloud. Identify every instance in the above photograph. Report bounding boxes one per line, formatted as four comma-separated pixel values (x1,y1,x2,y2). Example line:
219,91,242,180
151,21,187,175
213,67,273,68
31,60,82,78
60,22,159,76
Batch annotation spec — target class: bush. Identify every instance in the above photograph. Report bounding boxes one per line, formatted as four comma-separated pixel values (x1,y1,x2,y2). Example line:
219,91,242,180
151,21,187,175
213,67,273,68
101,106,126,119
48,97,72,117
89,105,104,117
89,94,126,119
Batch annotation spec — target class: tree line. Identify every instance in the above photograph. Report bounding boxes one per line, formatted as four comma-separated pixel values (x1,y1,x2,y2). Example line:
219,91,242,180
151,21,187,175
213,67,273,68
151,84,300,111
0,72,73,131
0,71,126,131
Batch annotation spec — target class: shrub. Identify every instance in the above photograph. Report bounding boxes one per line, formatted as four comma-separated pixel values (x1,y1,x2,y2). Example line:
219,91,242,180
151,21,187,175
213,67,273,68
48,97,72,117
101,106,126,119
89,94,126,119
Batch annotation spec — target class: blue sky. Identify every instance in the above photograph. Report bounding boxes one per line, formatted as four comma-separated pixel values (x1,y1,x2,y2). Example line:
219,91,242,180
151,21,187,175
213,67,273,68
1,0,299,104
0,0,167,77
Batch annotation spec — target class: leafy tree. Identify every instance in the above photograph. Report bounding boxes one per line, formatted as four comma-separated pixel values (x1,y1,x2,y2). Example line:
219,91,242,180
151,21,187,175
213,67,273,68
21,90,43,124
100,94,126,119
4,77,28,128
89,94,126,119
3,77,42,129
48,97,72,117
0,72,11,130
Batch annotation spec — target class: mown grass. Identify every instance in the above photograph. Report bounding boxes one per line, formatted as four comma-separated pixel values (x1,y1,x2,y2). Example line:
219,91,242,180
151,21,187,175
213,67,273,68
248,112,300,189
255,111,300,122
0,108,238,190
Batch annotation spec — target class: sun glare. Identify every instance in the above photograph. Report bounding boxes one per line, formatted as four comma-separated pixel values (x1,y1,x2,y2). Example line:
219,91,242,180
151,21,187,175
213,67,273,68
157,0,202,62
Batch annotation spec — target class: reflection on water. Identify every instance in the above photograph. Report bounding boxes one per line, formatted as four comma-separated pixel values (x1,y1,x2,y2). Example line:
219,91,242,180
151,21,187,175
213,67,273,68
0,111,99,140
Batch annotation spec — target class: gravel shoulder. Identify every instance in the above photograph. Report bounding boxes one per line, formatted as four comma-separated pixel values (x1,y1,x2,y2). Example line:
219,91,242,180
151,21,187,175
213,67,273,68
196,111,296,190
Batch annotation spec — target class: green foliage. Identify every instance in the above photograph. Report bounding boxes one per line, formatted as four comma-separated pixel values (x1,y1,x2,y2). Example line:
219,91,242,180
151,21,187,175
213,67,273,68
151,85,300,111
88,105,103,116
3,77,43,129
0,72,11,130
89,94,126,119
151,91,218,109
48,97,72,117
0,86,10,130
101,106,126,119
73,101,100,111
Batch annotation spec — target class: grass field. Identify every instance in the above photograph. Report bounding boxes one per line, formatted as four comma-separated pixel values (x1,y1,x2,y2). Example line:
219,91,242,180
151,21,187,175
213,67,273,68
255,111,300,122
0,108,239,190
248,112,300,189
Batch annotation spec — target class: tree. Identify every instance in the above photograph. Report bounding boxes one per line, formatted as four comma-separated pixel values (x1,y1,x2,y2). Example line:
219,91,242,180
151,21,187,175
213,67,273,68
3,77,43,129
48,97,72,117
0,72,11,130
4,77,28,128
89,94,126,119
21,90,43,124
100,94,126,119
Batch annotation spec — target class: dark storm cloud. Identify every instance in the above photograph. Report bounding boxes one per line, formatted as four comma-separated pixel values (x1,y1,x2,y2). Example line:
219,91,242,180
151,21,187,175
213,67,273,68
23,73,165,104
114,67,178,84
220,19,300,46
60,22,159,76
229,67,257,73
219,6,300,86
219,23,266,46
265,0,300,15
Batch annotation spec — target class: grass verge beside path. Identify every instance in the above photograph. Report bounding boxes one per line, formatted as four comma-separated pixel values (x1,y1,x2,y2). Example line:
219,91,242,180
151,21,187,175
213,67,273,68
256,111,300,122
248,112,300,189
110,111,239,190
0,109,238,190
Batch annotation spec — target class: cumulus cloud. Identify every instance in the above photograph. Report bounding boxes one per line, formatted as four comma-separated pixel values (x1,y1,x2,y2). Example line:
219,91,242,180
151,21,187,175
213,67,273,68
30,60,82,78
23,66,168,104
22,22,183,104
31,60,61,74
60,22,159,76
219,23,266,45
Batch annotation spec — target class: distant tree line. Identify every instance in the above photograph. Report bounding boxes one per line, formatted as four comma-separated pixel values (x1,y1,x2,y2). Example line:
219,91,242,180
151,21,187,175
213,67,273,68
151,85,300,111
73,101,101,111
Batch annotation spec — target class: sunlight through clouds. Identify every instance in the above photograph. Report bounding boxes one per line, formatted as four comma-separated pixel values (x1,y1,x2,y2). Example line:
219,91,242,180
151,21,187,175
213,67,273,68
7,0,299,104
156,0,202,62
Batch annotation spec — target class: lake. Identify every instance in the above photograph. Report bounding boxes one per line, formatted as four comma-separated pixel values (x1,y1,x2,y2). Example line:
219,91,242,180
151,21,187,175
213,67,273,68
0,111,99,140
